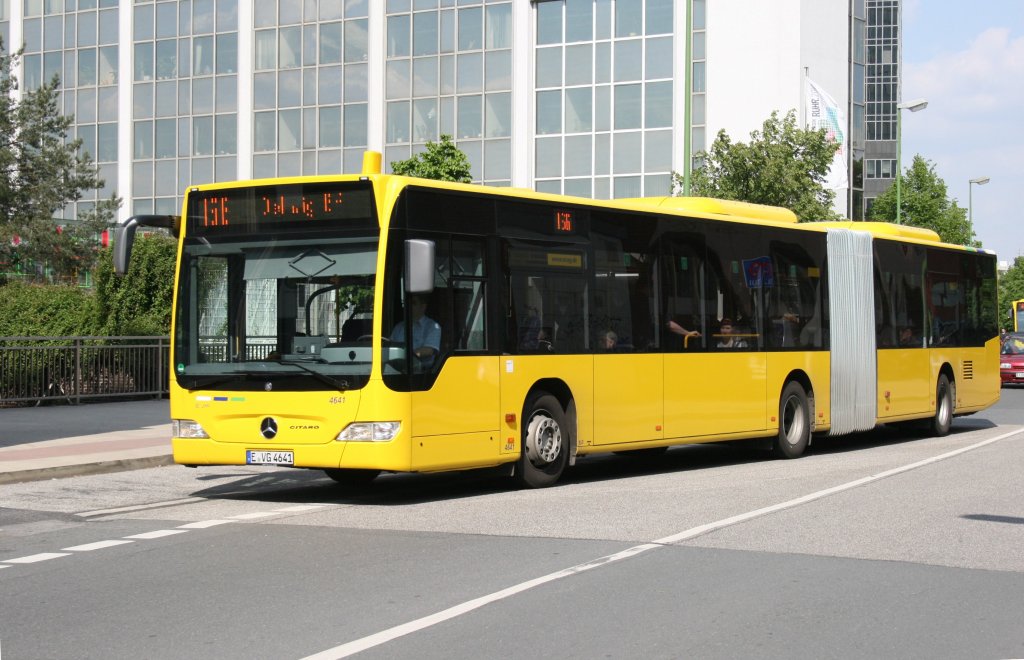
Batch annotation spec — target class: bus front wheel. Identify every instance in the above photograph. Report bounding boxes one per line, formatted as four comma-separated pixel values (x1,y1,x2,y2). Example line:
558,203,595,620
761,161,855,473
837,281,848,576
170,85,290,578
516,392,569,488
930,374,954,437
773,381,810,459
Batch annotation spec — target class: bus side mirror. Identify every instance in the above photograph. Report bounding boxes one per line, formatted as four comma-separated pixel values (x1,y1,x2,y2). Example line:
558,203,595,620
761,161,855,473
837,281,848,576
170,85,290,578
113,219,140,276
113,215,181,276
405,239,435,294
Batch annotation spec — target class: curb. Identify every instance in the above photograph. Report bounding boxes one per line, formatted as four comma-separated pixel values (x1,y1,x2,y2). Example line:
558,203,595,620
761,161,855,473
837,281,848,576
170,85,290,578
0,454,175,485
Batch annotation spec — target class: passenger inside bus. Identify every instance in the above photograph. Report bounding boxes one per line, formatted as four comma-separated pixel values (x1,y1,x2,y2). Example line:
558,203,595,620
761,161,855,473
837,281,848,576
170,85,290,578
716,318,748,349
899,327,921,347
390,294,441,366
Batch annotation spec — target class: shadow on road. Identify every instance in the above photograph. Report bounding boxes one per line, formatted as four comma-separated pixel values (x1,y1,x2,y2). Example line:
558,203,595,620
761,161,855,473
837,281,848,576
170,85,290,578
186,420,996,506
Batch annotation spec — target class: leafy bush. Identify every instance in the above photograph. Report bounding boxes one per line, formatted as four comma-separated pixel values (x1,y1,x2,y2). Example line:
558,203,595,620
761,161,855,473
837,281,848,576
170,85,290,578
0,280,94,337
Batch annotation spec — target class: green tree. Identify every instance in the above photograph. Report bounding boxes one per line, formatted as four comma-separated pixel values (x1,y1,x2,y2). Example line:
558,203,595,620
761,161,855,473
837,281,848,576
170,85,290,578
0,39,120,281
390,135,472,183
999,256,1024,332
868,155,977,247
673,110,842,222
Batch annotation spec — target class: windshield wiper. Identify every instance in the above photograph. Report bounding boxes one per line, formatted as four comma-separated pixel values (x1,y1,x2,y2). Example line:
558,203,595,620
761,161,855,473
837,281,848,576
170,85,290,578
184,369,278,390
278,359,351,391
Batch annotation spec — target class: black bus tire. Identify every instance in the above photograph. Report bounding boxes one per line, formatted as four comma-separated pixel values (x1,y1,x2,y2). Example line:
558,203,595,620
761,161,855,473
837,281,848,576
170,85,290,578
516,392,569,488
930,374,954,437
773,381,811,459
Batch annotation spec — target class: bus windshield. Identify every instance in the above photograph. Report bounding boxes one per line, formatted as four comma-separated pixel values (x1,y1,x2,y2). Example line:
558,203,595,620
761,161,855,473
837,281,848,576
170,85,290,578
173,181,379,391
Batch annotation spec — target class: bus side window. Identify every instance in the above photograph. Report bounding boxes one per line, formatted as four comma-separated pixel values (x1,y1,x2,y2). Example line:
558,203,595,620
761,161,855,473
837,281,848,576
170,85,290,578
450,239,488,351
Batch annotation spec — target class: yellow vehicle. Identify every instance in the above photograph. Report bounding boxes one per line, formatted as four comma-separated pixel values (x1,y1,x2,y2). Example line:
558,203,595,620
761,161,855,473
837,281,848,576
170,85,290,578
114,152,1000,488
1013,299,1024,332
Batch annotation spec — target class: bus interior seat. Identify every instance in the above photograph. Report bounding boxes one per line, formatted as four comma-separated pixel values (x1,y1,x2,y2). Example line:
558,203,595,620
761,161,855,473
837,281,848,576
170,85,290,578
340,317,372,341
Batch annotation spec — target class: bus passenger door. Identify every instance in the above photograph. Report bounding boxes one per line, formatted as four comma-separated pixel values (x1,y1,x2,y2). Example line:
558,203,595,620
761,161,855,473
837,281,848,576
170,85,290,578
396,236,502,469
662,228,768,440
590,213,664,445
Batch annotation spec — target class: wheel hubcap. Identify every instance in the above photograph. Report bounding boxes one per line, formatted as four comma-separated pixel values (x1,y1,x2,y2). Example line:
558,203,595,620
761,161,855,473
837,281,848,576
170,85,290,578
526,412,562,466
782,396,806,446
938,386,951,424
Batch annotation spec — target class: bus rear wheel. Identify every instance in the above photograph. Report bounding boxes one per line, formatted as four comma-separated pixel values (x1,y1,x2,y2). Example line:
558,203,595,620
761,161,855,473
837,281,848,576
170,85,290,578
773,381,810,459
930,374,954,437
516,392,569,488
323,468,380,489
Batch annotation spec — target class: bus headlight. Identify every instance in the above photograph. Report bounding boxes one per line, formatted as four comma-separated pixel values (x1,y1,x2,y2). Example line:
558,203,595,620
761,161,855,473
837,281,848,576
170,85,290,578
336,422,401,442
172,419,210,439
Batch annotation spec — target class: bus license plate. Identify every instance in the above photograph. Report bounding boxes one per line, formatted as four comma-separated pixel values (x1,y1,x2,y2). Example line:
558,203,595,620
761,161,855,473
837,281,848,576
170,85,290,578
247,450,294,466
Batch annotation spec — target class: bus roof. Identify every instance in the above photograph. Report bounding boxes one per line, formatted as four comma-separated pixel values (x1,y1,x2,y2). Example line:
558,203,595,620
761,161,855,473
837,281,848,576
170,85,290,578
196,151,983,256
615,196,799,224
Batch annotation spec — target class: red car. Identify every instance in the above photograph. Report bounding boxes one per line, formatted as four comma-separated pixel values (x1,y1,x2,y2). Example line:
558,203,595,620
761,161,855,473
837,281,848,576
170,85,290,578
1000,334,1024,386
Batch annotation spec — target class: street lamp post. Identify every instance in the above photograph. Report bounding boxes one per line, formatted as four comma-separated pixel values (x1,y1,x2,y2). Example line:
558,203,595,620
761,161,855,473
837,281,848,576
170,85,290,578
969,176,991,225
895,98,928,224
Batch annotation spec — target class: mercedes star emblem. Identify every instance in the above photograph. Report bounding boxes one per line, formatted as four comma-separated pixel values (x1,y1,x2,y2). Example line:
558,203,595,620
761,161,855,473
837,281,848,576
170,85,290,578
260,417,278,439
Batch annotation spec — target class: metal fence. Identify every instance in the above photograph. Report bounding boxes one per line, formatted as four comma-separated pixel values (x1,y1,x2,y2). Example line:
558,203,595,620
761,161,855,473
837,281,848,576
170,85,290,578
0,336,169,406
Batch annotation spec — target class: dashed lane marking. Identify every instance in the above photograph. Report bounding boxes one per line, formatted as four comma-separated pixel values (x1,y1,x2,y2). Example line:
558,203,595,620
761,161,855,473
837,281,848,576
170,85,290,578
124,529,190,540
178,520,236,529
62,540,134,552
2,553,72,564
0,504,338,572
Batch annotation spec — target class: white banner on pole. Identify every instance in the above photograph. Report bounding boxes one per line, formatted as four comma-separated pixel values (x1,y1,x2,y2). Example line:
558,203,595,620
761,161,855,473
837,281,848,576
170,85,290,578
805,78,849,190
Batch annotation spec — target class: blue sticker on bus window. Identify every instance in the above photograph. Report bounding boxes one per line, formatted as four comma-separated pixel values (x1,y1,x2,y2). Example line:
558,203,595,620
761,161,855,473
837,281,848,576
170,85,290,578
743,257,774,288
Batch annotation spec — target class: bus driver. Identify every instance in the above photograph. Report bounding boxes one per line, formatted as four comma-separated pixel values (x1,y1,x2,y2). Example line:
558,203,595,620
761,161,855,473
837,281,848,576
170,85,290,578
391,294,441,366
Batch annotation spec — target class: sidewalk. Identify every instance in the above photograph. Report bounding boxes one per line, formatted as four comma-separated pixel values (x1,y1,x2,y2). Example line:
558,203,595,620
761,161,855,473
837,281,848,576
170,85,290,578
0,400,173,485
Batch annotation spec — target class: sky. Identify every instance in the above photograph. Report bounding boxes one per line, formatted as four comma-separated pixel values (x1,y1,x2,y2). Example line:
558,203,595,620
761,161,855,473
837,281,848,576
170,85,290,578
900,0,1024,264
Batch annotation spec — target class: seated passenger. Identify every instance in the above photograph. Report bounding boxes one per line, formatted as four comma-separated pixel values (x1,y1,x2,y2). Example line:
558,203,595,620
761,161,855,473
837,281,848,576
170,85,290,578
391,294,441,366
601,330,618,351
899,327,921,347
716,318,748,349
519,306,543,349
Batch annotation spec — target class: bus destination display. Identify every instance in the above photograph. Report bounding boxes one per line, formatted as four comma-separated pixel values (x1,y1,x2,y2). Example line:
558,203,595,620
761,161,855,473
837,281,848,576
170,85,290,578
187,183,374,236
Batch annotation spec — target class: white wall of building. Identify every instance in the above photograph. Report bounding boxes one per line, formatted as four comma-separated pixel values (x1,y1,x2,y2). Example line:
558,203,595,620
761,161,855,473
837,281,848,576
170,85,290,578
704,0,851,217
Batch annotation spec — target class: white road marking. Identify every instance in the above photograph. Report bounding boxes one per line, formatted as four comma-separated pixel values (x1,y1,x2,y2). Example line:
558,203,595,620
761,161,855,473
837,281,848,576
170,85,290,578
2,553,71,564
123,530,190,540
230,511,279,520
654,428,1022,545
178,520,236,529
63,540,134,552
274,504,335,513
301,543,663,660
301,428,1024,660
3,502,333,571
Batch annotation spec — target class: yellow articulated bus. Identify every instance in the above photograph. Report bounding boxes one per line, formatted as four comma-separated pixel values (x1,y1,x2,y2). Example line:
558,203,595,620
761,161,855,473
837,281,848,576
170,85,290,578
1013,299,1024,332
114,152,1000,488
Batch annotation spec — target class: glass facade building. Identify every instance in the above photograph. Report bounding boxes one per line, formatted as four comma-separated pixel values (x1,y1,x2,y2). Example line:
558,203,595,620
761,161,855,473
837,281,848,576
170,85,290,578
1,0,889,224
863,0,901,217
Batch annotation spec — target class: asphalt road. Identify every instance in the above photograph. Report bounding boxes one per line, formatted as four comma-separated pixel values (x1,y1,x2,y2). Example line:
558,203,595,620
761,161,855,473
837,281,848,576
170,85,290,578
1,389,1023,659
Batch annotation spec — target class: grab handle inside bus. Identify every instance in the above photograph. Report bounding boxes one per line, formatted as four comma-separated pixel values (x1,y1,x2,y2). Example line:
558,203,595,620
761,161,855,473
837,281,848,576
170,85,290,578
113,215,181,275
405,239,435,294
